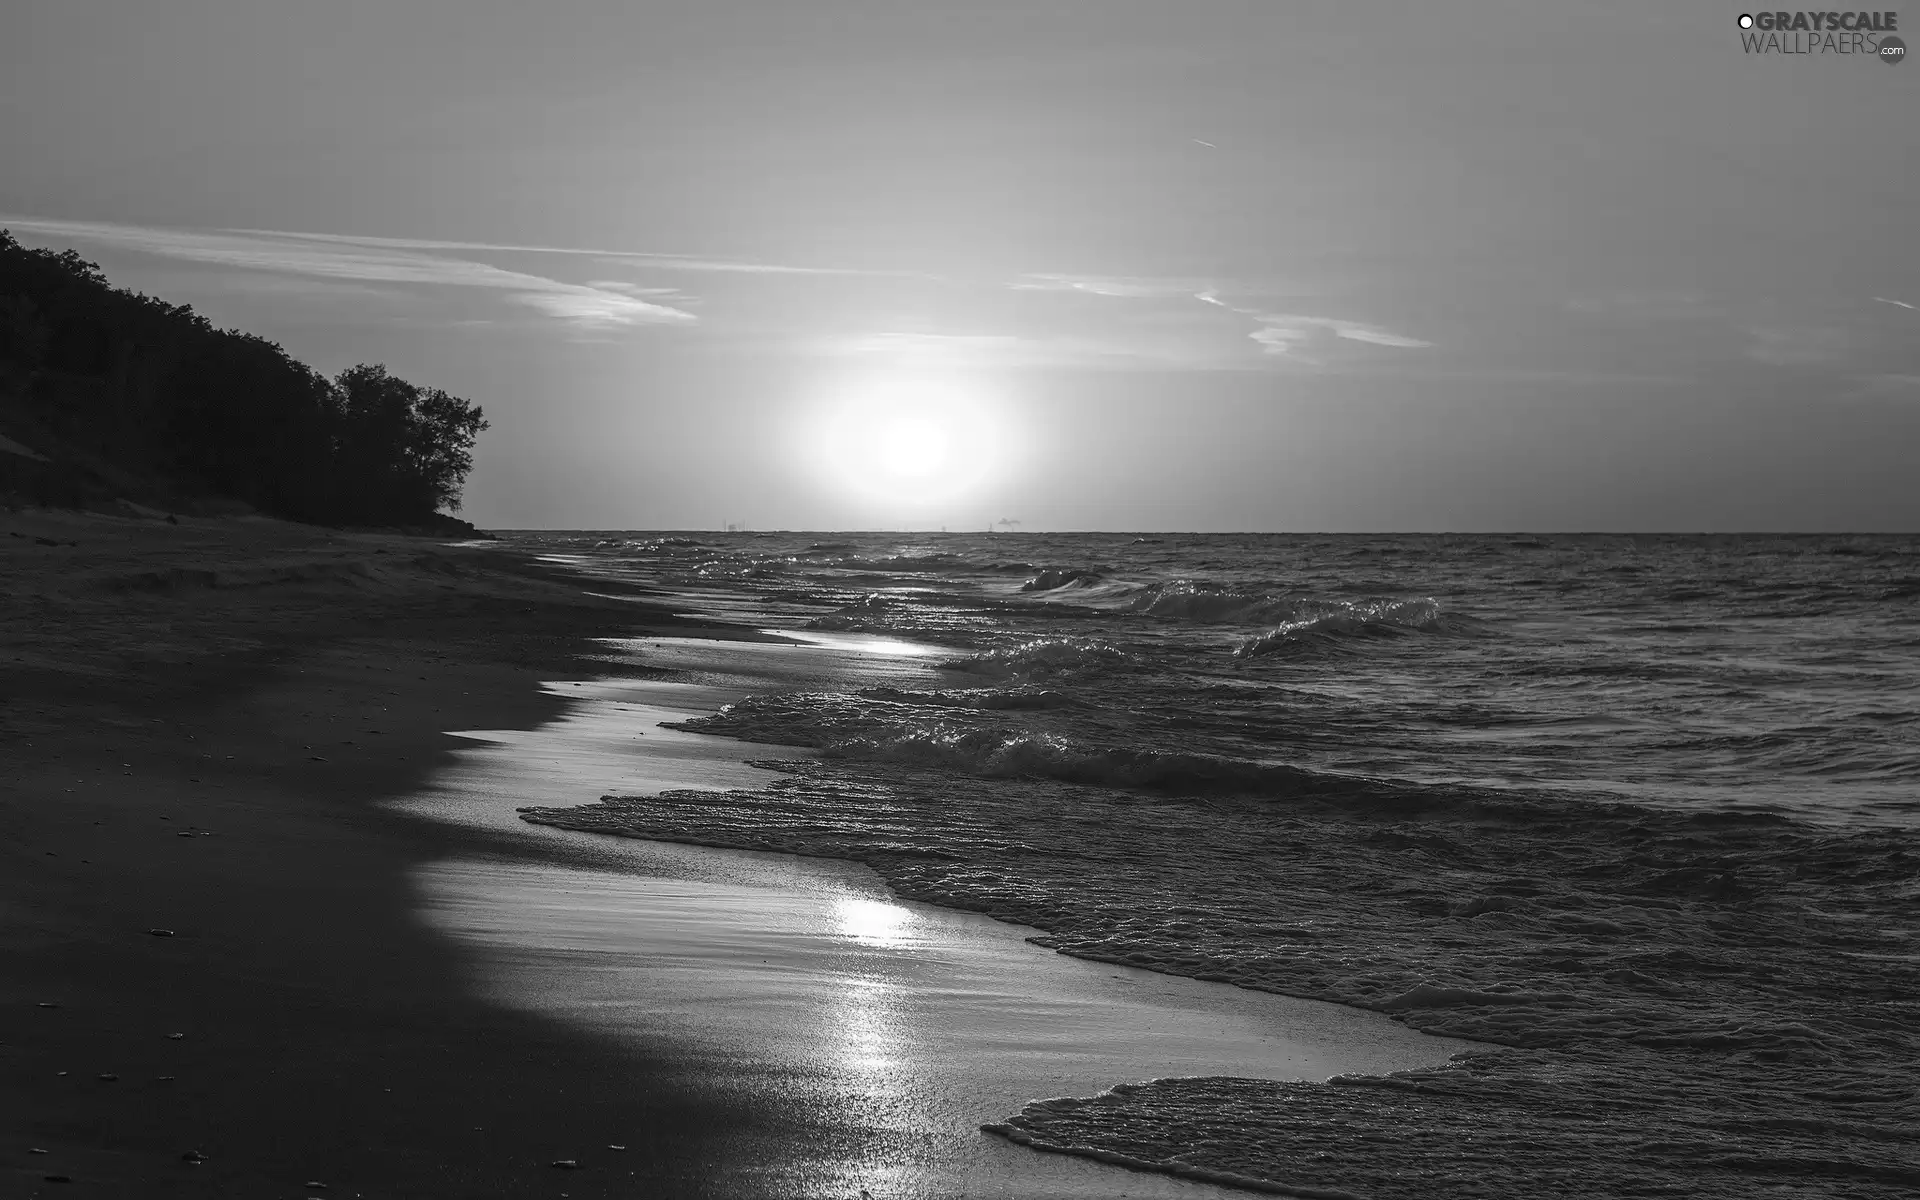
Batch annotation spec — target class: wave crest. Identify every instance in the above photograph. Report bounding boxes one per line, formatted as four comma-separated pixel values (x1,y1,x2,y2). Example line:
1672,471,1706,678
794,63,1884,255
1022,568,1106,592
824,726,1349,798
1236,598,1445,660
668,691,1369,801
941,637,1136,681
858,686,1073,711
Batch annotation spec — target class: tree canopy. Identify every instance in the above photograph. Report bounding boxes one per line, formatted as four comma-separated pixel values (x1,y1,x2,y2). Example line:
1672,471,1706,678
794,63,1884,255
0,229,488,525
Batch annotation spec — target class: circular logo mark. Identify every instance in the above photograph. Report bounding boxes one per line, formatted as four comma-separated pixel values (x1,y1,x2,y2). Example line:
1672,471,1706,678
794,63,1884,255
1880,35,1907,63
1738,13,1755,29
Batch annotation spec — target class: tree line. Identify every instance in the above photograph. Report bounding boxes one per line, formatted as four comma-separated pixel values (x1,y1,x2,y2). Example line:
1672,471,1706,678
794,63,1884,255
0,229,487,525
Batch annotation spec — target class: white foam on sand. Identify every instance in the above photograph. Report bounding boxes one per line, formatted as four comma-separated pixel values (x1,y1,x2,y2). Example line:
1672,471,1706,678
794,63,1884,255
392,634,1475,1198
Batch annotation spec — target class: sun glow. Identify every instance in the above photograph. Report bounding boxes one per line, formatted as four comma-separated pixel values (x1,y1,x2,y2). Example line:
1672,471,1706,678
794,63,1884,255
799,372,1020,512
877,417,948,480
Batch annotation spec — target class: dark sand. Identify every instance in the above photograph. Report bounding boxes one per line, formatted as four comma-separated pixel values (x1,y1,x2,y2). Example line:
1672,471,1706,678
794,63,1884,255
0,510,777,1198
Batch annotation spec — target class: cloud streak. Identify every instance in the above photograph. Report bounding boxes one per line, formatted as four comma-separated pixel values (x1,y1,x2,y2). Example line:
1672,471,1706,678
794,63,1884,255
2,215,697,328
817,330,1210,370
236,227,924,278
1011,273,1218,299
1015,273,1433,366
1195,291,1433,361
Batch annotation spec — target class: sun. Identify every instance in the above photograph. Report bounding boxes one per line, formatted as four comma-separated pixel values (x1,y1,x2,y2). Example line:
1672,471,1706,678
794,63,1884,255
801,372,1016,510
876,417,949,480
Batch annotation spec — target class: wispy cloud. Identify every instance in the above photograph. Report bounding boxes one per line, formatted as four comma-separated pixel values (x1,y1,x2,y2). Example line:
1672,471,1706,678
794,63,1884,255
1874,296,1917,311
1015,273,1432,366
586,279,683,295
1195,291,1432,361
817,330,1208,370
1011,273,1219,299
1306,320,1433,349
237,226,923,278
2,215,697,328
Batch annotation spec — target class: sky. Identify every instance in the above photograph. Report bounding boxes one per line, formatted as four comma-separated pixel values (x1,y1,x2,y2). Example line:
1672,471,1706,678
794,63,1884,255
3,0,1916,531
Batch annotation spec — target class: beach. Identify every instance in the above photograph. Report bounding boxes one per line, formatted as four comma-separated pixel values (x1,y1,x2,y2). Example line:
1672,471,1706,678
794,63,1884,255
10,516,1917,1197
9,5,1915,1193
5,513,1478,1198
1,510,773,1197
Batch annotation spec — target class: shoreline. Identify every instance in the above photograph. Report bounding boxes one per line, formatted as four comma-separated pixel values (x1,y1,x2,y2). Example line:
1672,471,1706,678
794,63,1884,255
394,631,1473,1196
14,514,1914,1197
520,641,1920,1195
1,510,775,1198
528,760,1920,1197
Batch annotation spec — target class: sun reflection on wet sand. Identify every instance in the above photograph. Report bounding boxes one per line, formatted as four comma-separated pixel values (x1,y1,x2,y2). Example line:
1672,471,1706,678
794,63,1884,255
831,977,903,1074
775,628,949,658
416,851,1477,1197
836,897,916,947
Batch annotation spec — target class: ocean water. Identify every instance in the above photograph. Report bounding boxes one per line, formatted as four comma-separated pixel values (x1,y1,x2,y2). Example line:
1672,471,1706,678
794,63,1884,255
504,531,1920,1197
523,531,1920,827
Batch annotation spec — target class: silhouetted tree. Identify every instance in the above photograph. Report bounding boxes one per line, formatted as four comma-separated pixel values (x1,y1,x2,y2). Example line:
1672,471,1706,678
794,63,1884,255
0,229,489,524
333,364,489,520
0,294,48,371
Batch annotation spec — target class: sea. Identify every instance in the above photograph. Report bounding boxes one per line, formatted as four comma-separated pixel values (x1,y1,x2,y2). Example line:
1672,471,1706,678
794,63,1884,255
500,531,1920,1197
518,530,1920,828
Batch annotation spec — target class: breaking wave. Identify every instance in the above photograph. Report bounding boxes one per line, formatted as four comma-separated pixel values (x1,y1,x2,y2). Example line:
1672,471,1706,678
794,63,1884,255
1236,598,1447,659
1022,568,1107,592
800,592,896,632
824,727,1373,798
858,685,1073,711
668,690,1391,802
939,637,1137,681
